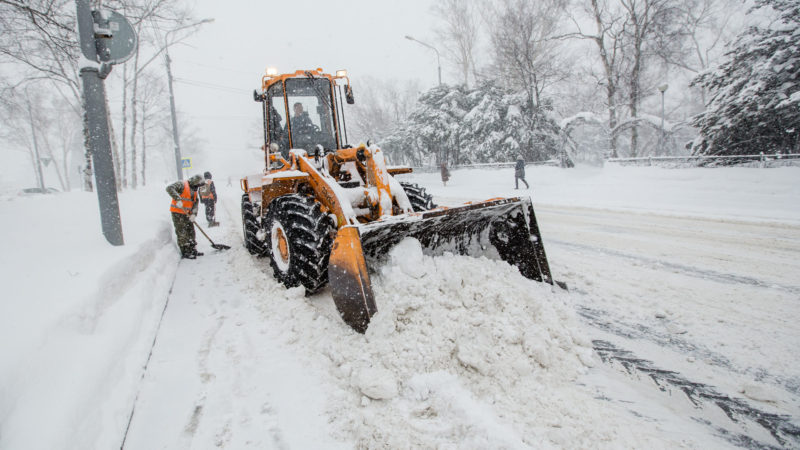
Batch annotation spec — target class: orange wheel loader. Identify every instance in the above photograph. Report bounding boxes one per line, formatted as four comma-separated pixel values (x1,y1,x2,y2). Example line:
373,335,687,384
242,68,555,333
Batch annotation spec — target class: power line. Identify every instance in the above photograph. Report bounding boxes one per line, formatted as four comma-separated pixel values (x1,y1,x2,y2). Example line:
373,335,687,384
180,59,255,76
184,114,254,120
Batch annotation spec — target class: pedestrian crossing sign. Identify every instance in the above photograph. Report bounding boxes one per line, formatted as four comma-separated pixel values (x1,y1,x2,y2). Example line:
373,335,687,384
181,158,192,169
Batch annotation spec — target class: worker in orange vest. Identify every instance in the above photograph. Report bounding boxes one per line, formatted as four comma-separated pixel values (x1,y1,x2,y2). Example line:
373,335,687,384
166,174,206,259
199,171,219,227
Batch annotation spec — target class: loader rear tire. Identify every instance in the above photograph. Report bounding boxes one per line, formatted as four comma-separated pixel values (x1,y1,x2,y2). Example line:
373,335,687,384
241,193,266,255
400,182,436,212
264,194,335,294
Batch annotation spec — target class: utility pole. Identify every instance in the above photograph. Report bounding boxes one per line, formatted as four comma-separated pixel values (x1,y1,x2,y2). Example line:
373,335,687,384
161,18,214,180
165,49,183,180
24,94,46,191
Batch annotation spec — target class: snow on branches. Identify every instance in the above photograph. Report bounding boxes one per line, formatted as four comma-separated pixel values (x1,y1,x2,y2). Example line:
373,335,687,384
690,0,800,156
381,82,561,166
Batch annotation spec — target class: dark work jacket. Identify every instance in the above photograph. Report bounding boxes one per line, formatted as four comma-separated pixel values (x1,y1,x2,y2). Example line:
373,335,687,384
515,159,526,177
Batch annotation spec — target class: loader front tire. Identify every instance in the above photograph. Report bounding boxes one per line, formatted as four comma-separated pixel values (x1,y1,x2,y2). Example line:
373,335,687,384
264,194,335,294
241,193,266,255
400,182,436,212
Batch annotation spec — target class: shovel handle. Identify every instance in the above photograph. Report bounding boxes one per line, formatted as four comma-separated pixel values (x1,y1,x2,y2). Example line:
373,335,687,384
193,221,215,244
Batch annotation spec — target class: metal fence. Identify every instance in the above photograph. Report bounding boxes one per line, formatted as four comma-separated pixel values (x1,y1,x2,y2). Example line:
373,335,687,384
607,153,800,168
404,154,800,172
410,159,562,173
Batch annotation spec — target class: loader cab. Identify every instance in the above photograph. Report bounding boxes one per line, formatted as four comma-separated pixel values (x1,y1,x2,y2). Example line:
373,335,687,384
261,75,339,158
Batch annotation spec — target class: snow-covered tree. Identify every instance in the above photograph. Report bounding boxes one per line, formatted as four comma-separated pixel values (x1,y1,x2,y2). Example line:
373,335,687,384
690,0,800,156
382,82,562,166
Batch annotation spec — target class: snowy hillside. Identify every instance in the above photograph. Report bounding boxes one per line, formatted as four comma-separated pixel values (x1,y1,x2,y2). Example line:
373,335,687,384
1,164,798,449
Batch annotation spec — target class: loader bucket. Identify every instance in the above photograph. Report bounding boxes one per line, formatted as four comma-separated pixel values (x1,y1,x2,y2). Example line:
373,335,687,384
360,197,554,284
328,226,378,333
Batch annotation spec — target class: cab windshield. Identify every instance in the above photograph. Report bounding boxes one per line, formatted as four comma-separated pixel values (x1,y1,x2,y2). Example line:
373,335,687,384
285,77,337,152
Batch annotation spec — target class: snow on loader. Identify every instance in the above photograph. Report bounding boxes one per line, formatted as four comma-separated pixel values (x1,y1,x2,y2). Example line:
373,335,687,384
241,68,554,333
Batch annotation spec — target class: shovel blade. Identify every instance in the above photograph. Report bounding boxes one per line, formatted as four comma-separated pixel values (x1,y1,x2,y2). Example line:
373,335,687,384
328,226,377,333
212,244,231,250
360,197,553,284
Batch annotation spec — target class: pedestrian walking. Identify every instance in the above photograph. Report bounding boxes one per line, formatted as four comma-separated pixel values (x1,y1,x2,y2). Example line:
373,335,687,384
440,162,450,186
166,174,206,259
199,171,219,227
514,155,529,189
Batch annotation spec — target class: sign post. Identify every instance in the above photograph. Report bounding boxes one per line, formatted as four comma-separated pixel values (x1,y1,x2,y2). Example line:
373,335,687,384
181,157,192,179
75,0,136,246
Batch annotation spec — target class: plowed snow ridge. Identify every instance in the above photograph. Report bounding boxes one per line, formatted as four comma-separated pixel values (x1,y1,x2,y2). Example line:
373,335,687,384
249,237,684,447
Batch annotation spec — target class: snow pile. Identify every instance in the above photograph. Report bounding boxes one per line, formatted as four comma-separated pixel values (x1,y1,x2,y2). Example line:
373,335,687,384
0,188,179,449
303,239,663,447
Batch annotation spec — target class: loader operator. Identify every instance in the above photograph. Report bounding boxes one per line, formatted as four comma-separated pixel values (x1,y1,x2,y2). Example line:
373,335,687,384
290,102,316,137
166,174,206,259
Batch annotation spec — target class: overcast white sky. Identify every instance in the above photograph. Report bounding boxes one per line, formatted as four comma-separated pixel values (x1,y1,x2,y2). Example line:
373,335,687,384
168,0,440,176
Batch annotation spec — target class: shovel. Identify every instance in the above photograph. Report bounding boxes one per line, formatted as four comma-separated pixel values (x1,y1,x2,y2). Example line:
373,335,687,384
193,221,231,250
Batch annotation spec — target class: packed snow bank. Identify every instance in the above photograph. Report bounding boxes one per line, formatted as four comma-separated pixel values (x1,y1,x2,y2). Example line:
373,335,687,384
405,164,800,224
0,188,178,449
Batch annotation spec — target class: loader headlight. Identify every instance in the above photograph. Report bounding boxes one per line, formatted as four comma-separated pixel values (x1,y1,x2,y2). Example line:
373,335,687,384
266,67,278,76
336,69,348,78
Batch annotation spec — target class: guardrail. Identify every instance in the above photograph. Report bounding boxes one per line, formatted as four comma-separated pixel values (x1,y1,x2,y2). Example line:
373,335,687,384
402,154,800,172
607,153,800,168
410,159,561,173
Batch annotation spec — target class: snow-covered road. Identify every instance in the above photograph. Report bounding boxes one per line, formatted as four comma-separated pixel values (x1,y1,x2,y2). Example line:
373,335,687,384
119,186,800,448
538,205,800,447
539,205,800,380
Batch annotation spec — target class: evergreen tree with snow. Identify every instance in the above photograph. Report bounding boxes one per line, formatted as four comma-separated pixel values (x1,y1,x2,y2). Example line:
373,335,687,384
382,82,562,166
691,0,800,156
461,81,510,163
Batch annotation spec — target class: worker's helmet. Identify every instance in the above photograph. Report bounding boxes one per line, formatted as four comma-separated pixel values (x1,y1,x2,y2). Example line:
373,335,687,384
188,174,205,187
204,171,212,180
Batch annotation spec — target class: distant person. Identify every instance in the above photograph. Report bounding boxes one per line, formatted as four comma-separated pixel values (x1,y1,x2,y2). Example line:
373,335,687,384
166,174,205,259
440,162,450,186
227,176,232,187
514,155,529,190
199,171,219,227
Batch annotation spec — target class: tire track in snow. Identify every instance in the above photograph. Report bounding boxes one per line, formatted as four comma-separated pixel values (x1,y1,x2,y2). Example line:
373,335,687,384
577,304,800,398
549,227,800,397
594,340,800,449
537,205,800,447
550,238,800,296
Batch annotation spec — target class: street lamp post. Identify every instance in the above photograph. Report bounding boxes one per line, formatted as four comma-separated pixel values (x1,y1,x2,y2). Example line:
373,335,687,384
658,83,668,156
163,18,214,180
405,35,442,86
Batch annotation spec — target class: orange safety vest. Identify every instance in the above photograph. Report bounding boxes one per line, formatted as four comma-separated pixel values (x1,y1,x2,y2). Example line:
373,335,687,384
169,181,197,214
200,181,214,200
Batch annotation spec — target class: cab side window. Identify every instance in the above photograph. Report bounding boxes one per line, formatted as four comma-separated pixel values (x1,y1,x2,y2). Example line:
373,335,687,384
267,83,288,157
